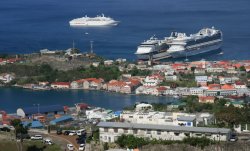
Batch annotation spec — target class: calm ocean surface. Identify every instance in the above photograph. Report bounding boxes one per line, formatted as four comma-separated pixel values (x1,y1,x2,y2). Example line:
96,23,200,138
0,0,250,60
0,88,176,113
0,0,250,112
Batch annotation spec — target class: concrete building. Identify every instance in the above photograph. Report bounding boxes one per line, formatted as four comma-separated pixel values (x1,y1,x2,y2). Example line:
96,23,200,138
97,122,231,142
120,111,214,127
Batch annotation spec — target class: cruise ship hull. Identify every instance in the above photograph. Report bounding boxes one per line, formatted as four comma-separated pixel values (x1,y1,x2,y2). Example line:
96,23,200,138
69,21,119,26
136,51,171,61
169,42,222,58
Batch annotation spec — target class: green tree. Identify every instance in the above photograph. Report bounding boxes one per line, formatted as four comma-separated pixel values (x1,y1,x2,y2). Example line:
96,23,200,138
10,119,29,138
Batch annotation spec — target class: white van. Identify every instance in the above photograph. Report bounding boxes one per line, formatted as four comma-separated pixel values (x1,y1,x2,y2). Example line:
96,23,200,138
77,129,86,136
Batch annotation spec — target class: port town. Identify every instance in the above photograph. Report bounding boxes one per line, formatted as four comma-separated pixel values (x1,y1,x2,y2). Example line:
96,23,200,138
1,48,250,151
1,0,250,150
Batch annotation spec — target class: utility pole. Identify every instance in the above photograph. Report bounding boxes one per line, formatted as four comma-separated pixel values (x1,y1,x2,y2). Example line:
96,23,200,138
90,41,94,54
73,40,75,51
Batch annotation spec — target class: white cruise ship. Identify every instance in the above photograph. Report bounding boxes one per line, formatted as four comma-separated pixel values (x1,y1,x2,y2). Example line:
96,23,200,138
69,14,119,26
135,36,174,61
168,27,223,58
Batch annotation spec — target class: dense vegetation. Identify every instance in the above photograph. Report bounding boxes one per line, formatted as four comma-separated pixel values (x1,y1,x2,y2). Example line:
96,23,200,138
0,63,122,84
116,134,215,149
128,67,152,76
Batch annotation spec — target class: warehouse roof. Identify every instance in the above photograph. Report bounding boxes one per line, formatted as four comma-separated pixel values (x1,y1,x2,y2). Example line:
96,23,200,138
97,122,230,134
49,115,73,125
22,121,43,128
20,105,64,115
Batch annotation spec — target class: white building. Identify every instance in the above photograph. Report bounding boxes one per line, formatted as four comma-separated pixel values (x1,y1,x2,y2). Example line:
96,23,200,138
98,122,231,142
120,111,214,127
189,87,205,96
143,75,163,86
135,103,153,112
0,73,15,83
104,60,114,66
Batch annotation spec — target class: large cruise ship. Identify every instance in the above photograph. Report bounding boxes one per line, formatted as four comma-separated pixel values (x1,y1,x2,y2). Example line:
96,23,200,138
135,36,174,61
69,14,119,26
167,27,223,58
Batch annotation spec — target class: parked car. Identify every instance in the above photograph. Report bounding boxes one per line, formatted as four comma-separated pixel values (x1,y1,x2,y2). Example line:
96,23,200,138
0,127,10,132
77,129,86,136
67,144,74,151
68,131,76,136
79,144,85,151
31,135,43,140
43,139,53,145
57,128,62,135
229,134,238,142
64,130,71,135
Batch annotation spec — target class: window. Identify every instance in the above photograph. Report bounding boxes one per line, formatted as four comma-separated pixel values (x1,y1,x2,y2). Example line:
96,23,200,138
124,129,128,133
139,116,143,119
114,128,118,133
147,130,151,134
133,129,138,134
184,133,190,137
104,128,108,132
157,130,161,135
195,133,202,136
129,116,133,118
205,133,211,136
174,132,180,136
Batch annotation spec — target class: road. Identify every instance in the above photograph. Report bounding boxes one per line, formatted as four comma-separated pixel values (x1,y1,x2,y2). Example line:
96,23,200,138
49,133,90,151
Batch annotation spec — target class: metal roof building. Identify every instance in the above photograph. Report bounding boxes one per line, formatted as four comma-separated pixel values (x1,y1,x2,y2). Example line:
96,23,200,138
22,121,44,129
49,115,73,125
97,122,230,134
17,105,64,118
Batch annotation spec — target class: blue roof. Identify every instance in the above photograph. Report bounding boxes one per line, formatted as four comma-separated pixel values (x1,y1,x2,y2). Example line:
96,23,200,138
22,121,43,128
49,115,73,125
114,111,122,116
21,105,64,115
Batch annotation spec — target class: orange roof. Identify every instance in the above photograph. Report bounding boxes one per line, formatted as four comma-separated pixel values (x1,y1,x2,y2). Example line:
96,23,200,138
199,96,215,100
51,82,70,86
129,79,141,86
108,81,127,87
221,84,235,90
157,86,167,91
233,63,242,68
208,84,221,90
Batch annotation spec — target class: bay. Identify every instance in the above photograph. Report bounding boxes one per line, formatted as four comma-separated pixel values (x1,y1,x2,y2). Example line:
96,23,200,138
0,88,176,113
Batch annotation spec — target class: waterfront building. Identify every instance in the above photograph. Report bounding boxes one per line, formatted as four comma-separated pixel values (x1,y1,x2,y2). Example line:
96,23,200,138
71,79,84,89
51,82,70,89
49,115,73,125
0,73,15,83
97,122,231,142
17,105,65,118
135,103,153,112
